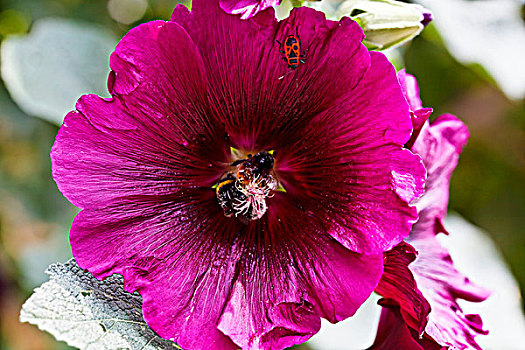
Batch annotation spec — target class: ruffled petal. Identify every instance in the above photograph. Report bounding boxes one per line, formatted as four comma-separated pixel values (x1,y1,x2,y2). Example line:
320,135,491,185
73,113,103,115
407,117,488,349
52,21,229,209
219,0,280,19
378,71,490,349
217,195,383,349
171,1,371,151
408,235,490,350
70,190,244,349
218,280,320,350
277,52,425,254
411,114,469,240
375,242,431,335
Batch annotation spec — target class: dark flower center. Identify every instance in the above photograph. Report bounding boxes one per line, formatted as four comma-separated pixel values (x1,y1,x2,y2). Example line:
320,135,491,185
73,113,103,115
215,151,278,222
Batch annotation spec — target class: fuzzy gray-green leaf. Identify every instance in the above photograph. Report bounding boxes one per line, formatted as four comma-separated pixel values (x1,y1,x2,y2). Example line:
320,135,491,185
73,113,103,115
20,259,180,350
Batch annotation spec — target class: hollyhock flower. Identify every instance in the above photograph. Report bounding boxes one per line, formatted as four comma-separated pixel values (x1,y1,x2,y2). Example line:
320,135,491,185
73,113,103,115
51,2,426,349
219,0,280,19
373,70,490,349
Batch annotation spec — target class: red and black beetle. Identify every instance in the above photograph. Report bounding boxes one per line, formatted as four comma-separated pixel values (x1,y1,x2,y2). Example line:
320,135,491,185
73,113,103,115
276,28,307,78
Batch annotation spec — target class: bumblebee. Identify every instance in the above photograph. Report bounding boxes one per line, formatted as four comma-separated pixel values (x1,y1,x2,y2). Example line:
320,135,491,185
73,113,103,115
215,151,278,222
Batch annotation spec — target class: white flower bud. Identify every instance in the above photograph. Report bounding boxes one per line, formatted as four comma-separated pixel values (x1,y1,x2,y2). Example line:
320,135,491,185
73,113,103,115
335,0,433,50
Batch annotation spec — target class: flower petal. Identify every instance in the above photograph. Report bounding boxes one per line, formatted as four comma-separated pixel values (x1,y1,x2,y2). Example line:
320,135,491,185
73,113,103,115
397,69,423,111
379,71,490,349
411,114,469,240
171,1,371,150
371,307,438,350
219,0,280,19
109,20,205,100
408,234,490,350
397,70,433,149
52,21,230,209
405,107,433,150
70,190,243,349
277,52,425,254
375,241,431,335
217,194,384,349
218,280,320,350
407,116,488,349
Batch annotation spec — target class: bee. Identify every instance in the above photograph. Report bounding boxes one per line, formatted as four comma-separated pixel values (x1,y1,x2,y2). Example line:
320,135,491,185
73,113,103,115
216,152,278,222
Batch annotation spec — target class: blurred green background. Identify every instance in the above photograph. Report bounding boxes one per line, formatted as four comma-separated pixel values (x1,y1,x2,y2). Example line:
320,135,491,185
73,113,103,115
0,0,523,349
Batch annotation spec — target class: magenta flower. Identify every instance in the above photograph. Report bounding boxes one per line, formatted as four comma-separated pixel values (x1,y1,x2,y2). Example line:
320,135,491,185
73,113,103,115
51,2,425,349
219,0,280,19
373,70,490,350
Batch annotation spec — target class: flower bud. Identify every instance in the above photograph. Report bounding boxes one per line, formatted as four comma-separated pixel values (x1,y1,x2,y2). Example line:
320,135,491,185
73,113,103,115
336,0,433,50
